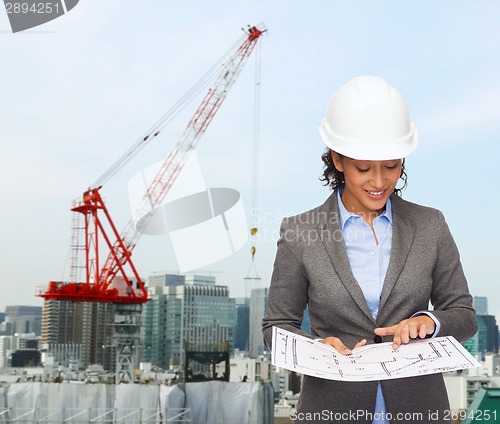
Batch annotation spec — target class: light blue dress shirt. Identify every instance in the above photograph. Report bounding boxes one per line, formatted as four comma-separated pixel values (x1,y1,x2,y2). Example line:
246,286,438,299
337,190,391,424
336,189,440,424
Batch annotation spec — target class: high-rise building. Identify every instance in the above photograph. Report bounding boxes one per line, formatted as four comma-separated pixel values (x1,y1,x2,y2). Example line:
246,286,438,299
462,298,498,356
249,288,268,358
233,297,250,351
0,336,11,368
463,314,499,355
41,300,114,369
0,321,12,336
482,315,499,353
141,286,169,368
148,274,185,288
3,305,43,336
140,274,235,371
473,297,488,315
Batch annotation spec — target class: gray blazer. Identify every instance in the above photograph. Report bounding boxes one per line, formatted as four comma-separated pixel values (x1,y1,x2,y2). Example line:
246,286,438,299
262,190,477,424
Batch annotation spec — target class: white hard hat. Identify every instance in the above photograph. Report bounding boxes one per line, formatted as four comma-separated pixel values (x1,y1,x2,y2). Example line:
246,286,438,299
318,76,418,160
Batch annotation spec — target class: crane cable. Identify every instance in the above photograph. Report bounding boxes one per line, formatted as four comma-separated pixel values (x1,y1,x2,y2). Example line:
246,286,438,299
92,35,246,188
246,37,262,280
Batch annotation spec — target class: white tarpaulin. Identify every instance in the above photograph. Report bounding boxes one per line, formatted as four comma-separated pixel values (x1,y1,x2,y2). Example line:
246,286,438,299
185,381,273,424
159,385,186,422
0,381,273,423
114,384,160,423
0,385,8,423
5,383,113,422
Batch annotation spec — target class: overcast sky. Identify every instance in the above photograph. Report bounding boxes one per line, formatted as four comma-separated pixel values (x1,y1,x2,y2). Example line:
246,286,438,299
1,1,500,316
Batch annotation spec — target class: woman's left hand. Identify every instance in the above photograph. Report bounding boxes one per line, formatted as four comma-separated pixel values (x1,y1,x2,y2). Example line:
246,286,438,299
374,315,436,350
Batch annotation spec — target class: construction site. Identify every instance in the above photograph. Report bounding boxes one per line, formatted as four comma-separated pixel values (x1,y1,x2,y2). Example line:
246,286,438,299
2,23,276,423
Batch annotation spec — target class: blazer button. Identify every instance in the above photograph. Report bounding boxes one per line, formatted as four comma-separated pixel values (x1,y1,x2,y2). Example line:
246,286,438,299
373,335,383,344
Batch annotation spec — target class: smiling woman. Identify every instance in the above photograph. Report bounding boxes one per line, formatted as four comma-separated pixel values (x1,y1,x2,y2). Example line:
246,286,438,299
262,76,477,424
320,150,408,193
330,156,402,224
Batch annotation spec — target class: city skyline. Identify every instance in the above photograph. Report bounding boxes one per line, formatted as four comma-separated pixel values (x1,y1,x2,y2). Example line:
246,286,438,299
3,273,499,319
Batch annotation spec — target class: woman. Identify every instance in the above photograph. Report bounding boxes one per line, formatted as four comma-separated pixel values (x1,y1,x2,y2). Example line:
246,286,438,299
262,76,477,424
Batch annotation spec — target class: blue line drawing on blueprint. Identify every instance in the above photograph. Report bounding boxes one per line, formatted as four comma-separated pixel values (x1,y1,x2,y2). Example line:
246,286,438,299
271,327,480,382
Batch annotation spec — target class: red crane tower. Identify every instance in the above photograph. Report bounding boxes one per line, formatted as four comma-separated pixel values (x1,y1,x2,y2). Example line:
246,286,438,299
37,25,266,383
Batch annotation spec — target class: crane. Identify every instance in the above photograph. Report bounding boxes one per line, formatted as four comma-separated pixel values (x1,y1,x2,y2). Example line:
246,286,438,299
37,25,266,382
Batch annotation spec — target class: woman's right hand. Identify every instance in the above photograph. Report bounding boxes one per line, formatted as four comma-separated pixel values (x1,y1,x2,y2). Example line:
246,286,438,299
319,337,367,355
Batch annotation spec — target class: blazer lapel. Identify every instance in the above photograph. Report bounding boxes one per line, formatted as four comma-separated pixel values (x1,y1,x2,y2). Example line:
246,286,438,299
318,191,376,324
378,194,416,315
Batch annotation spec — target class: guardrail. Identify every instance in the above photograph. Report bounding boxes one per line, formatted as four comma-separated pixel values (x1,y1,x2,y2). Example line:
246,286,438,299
0,408,190,423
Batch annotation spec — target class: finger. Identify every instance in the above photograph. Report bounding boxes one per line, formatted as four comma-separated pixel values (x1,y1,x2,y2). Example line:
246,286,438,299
374,325,398,336
392,325,404,350
414,316,435,337
392,334,401,351
354,339,367,349
320,337,352,355
408,321,419,339
418,324,429,339
319,337,334,346
335,342,352,356
399,323,411,344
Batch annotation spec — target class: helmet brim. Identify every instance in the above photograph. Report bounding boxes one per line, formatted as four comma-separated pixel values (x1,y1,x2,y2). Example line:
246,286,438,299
319,121,418,160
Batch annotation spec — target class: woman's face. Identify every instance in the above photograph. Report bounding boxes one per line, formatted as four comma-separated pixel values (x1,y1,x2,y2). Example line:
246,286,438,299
331,151,402,222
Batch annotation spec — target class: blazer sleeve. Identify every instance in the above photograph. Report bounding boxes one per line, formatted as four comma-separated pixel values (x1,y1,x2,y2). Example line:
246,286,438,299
262,217,311,350
426,210,477,342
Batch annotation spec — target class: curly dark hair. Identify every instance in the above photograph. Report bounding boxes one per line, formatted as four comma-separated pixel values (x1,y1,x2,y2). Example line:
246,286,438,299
319,149,408,196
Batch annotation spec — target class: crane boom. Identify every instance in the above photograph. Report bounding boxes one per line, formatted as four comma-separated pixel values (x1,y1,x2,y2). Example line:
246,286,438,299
37,25,265,304
99,25,265,293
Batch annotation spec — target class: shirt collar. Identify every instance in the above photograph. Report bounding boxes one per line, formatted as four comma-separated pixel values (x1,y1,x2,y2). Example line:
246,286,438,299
337,187,393,230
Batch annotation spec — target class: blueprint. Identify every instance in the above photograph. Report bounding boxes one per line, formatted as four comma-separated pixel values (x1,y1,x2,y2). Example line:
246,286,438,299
271,327,480,381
